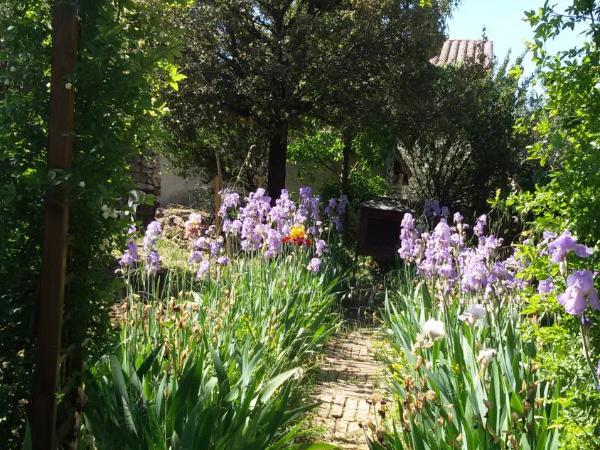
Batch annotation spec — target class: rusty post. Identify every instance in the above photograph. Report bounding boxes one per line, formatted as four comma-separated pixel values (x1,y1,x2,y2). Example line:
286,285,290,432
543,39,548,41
31,1,77,449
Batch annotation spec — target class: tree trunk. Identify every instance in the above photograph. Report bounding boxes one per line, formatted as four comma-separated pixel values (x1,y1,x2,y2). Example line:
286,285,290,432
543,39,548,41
341,131,352,196
267,120,288,200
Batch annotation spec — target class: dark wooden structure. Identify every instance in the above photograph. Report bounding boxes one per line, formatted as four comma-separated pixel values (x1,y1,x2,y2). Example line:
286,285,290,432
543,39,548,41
31,1,77,449
356,197,409,259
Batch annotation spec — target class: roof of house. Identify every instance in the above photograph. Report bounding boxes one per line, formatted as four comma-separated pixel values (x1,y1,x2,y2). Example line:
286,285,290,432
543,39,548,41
430,39,493,68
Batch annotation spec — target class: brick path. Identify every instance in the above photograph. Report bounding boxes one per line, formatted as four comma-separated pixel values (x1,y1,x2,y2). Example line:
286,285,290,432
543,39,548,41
310,327,385,449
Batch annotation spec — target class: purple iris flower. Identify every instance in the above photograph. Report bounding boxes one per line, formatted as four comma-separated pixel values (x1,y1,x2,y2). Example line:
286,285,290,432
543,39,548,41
189,250,203,264
217,256,230,266
194,237,210,251
460,251,489,292
423,200,442,218
547,230,593,262
398,213,421,262
299,186,313,198
450,232,463,247
121,241,140,265
146,250,161,275
307,257,321,273
338,195,349,215
416,220,456,280
209,238,223,256
332,216,343,231
316,239,328,257
270,190,297,232
325,198,337,217
296,186,320,224
143,221,162,252
218,191,240,218
265,228,283,258
558,270,599,316
223,219,242,236
196,259,210,278
538,278,554,294
473,215,487,237
119,252,135,267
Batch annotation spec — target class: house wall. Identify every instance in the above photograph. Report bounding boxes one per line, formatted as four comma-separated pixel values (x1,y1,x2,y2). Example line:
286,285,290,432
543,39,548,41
159,158,213,209
158,159,338,209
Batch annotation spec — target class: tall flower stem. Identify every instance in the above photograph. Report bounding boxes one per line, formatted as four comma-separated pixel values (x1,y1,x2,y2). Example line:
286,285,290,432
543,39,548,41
580,323,600,388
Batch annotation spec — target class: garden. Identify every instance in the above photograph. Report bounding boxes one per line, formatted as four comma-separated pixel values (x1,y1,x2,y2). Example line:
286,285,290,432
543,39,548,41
1,1,599,449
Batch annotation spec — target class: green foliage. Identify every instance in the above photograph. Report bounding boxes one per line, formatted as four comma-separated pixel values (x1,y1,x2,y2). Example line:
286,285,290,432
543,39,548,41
511,238,600,448
374,274,560,450
289,128,344,174
493,5,600,446
397,55,536,215
83,248,341,449
0,1,189,446
165,0,450,195
504,2,600,246
289,126,389,202
320,166,388,205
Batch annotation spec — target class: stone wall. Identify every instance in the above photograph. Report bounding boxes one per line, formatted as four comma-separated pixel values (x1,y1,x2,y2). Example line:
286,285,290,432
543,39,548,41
130,154,161,198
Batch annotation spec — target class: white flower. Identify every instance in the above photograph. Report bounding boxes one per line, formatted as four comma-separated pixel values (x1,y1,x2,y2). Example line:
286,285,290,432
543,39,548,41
99,238,110,251
458,304,486,326
477,349,497,368
423,319,446,340
101,204,118,219
65,82,72,90
79,181,85,188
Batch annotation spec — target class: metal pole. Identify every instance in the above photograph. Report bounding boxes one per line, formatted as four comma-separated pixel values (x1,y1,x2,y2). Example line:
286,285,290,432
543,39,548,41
31,1,77,449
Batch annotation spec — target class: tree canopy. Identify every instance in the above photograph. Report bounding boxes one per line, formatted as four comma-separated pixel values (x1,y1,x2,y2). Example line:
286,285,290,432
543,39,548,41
167,0,453,198
398,54,535,215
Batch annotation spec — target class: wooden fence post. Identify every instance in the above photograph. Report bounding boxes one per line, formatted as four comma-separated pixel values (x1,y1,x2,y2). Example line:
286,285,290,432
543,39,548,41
214,153,223,232
31,1,77,448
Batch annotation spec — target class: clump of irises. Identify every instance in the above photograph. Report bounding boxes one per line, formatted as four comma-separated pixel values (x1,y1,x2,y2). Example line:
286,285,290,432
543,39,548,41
118,222,163,276
398,206,599,389
118,187,347,278
397,210,524,298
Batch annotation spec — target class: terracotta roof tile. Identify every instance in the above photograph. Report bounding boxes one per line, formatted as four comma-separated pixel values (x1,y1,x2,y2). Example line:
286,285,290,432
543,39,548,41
431,39,493,68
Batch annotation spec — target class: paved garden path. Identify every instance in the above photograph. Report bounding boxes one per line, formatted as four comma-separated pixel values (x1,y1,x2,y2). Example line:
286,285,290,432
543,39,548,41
310,325,386,449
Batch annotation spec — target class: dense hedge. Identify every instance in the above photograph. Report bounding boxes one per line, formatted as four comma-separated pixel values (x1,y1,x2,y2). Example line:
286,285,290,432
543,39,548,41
0,1,188,446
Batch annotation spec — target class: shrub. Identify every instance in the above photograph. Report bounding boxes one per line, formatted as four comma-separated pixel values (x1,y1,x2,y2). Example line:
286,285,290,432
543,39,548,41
397,57,535,216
